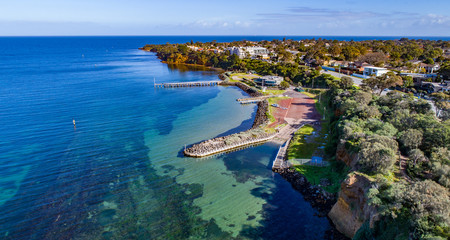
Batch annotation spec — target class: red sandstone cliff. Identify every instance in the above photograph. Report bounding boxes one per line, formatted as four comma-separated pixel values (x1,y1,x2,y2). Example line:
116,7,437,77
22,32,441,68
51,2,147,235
328,172,379,238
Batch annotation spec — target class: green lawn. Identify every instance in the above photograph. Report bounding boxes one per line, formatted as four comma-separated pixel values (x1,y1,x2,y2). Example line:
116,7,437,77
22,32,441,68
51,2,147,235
294,164,349,193
261,89,286,95
301,91,316,98
228,79,240,83
315,92,333,120
287,124,319,159
229,72,261,80
267,96,289,105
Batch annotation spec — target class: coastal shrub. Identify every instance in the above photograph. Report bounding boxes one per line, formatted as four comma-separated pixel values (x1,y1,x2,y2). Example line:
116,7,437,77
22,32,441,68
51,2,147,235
339,99,359,116
432,162,450,188
339,76,354,89
364,119,398,137
398,129,423,152
355,104,381,119
431,147,450,187
370,180,450,239
357,135,398,174
385,109,415,132
407,149,429,178
409,99,432,115
399,181,450,239
421,125,450,155
353,91,373,105
280,81,290,89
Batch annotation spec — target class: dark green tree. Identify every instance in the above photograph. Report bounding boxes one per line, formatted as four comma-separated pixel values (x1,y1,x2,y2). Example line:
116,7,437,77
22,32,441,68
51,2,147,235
399,129,423,151
363,72,403,95
358,135,398,174
280,81,290,89
340,76,354,89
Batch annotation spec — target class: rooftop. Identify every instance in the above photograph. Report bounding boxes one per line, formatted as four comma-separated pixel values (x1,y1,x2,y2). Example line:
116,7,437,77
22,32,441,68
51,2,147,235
364,66,387,70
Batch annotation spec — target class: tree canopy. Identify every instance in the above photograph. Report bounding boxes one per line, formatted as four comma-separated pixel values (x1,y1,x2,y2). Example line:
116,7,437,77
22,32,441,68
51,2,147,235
363,72,403,95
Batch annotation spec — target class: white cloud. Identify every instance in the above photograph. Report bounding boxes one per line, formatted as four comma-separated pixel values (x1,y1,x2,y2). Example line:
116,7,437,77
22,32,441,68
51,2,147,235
254,6,450,36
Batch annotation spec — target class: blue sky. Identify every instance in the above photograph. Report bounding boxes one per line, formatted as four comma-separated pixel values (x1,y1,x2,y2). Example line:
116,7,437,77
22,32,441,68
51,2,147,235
1,0,450,36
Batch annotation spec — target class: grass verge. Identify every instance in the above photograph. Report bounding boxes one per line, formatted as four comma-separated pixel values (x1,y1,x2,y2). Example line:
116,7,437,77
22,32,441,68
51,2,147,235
287,124,319,159
293,163,349,193
261,89,286,95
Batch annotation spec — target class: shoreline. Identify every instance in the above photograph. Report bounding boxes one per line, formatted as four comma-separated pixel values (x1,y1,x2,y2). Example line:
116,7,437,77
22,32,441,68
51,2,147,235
142,47,347,238
164,61,224,72
226,81,347,239
277,169,349,240
183,81,270,157
139,48,224,72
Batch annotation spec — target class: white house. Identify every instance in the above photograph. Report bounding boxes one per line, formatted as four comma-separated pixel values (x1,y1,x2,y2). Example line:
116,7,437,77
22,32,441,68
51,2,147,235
419,63,440,74
254,76,284,86
363,66,389,77
227,47,270,59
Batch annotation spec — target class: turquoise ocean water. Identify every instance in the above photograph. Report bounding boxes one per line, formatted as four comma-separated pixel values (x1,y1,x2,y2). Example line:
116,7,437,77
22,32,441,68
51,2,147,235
0,36,338,239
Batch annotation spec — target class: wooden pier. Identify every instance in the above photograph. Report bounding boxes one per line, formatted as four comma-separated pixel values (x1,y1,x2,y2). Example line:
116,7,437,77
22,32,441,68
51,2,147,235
272,121,316,172
154,81,221,88
272,138,291,171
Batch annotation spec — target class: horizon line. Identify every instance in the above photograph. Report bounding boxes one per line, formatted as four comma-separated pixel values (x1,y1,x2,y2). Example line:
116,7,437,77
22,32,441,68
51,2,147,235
1,34,450,38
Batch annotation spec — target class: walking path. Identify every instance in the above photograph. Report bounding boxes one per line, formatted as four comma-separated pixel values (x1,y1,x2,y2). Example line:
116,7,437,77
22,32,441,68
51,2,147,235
272,139,291,170
271,121,317,171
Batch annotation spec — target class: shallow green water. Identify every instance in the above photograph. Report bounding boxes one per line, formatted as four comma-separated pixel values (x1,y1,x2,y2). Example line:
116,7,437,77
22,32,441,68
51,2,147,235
0,36,331,239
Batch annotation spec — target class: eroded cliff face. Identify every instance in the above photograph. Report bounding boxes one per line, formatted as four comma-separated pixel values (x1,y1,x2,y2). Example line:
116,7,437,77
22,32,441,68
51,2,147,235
328,173,379,238
336,140,359,168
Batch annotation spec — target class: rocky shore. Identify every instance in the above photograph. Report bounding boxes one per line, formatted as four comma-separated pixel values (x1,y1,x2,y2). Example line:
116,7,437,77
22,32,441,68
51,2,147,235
278,169,349,240
252,101,269,129
277,169,336,214
218,81,262,97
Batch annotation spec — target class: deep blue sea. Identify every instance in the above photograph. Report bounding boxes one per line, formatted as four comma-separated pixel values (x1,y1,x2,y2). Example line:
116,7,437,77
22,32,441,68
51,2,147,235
4,35,441,239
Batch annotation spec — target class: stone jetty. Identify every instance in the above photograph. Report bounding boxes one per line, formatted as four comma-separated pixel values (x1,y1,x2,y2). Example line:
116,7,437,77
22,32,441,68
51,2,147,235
184,129,275,158
183,80,273,158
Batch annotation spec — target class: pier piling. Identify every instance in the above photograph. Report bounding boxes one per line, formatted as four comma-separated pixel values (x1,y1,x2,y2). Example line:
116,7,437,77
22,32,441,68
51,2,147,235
154,81,221,88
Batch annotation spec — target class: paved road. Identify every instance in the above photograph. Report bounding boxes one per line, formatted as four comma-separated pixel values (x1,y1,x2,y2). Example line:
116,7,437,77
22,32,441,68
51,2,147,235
321,70,364,86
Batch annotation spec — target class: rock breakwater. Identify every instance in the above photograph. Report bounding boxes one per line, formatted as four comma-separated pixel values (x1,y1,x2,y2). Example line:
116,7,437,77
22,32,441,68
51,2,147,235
184,80,271,158
278,169,336,214
219,81,262,97
184,129,275,157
